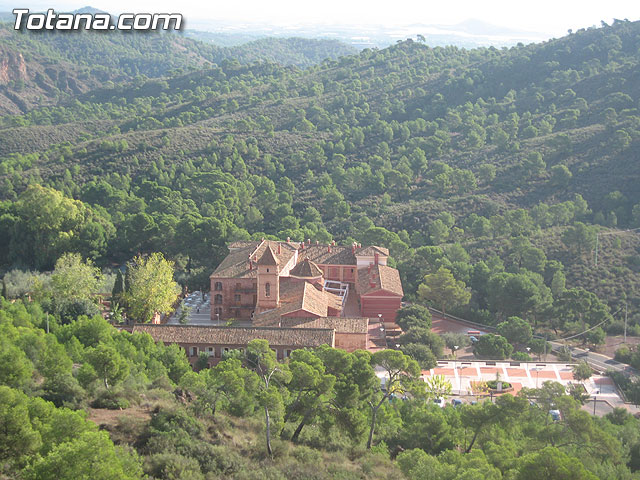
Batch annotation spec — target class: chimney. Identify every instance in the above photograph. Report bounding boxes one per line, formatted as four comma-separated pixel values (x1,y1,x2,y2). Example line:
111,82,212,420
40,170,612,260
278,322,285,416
332,240,336,246
261,237,265,242
328,245,331,253
300,242,305,250
352,243,356,254
248,255,253,270
287,236,291,242
374,252,379,265
307,238,311,245
278,243,282,254
358,243,362,248
316,240,319,245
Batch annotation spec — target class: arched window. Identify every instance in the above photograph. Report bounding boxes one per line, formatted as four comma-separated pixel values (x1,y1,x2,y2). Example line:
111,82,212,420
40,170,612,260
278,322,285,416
265,282,271,297
214,282,223,291
214,294,223,304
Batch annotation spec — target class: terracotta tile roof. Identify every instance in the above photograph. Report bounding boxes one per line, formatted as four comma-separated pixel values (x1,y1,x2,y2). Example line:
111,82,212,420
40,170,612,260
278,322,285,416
228,241,255,250
257,245,279,265
212,241,392,277
132,324,334,348
355,246,390,257
254,280,336,325
279,316,370,334
254,277,345,324
211,240,296,278
298,245,357,265
289,258,323,278
357,264,404,296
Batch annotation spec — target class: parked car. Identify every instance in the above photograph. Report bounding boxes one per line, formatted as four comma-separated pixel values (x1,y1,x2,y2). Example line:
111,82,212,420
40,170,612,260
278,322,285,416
549,409,562,421
433,397,446,408
451,398,463,407
469,336,479,343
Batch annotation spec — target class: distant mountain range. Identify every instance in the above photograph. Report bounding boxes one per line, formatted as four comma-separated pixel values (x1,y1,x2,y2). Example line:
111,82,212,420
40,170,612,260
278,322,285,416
183,17,551,50
0,3,552,49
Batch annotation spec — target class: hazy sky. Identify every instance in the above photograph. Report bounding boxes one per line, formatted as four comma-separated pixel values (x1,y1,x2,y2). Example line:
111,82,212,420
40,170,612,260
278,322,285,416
5,0,639,37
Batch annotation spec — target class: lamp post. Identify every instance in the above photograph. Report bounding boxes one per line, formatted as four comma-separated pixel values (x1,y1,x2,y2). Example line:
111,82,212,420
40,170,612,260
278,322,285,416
526,347,531,380
379,319,387,349
453,345,459,394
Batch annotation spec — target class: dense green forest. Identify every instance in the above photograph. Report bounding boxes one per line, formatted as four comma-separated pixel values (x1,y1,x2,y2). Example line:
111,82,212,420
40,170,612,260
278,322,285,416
2,298,640,479
1,19,638,339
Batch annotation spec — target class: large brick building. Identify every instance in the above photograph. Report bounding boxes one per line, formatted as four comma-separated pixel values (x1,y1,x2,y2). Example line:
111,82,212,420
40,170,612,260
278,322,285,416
134,240,403,364
209,239,403,324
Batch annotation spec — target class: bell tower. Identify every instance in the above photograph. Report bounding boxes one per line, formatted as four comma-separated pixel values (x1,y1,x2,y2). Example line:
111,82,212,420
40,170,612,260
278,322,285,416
256,243,279,312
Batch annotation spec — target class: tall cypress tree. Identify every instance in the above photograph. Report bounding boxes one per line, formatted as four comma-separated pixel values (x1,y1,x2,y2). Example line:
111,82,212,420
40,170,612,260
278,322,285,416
112,270,124,304
124,267,131,293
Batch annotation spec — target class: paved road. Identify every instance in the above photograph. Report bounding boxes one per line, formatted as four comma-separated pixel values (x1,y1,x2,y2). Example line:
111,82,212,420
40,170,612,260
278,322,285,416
550,342,638,375
429,307,638,379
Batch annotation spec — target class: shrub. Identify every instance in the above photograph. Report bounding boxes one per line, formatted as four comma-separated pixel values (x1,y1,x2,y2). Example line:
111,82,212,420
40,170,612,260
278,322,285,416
145,452,204,480
556,346,572,362
614,346,632,364
486,380,512,390
90,389,130,409
511,351,532,361
208,445,247,475
292,445,322,464
150,407,204,437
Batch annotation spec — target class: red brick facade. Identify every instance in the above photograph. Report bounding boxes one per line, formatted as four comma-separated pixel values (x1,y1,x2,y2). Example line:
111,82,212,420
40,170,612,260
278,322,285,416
210,240,403,325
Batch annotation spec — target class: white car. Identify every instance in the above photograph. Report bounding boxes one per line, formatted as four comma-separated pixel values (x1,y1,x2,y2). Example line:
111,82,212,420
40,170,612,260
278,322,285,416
433,397,446,408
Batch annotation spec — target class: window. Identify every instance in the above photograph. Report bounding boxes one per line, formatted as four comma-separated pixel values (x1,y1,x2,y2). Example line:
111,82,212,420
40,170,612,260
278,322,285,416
207,347,214,356
265,282,271,297
214,294,223,304
266,268,270,273
234,294,241,302
284,349,292,358
214,282,222,291
190,346,198,357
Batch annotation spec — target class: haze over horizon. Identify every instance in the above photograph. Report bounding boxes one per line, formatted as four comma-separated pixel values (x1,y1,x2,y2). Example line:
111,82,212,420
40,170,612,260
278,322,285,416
1,0,638,43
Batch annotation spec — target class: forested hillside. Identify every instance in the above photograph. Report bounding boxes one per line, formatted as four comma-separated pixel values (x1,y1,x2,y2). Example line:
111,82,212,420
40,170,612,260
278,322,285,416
0,25,356,113
1,19,639,336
